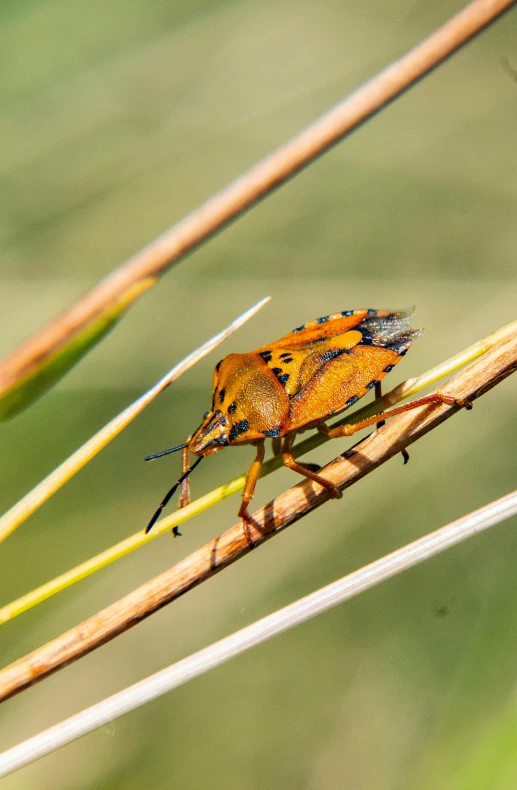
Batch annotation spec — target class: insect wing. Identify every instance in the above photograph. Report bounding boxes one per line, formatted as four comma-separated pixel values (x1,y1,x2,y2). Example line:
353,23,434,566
285,310,420,430
266,309,376,349
287,343,404,430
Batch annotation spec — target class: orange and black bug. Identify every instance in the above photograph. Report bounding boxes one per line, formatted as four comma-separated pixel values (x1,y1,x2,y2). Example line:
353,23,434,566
145,309,470,535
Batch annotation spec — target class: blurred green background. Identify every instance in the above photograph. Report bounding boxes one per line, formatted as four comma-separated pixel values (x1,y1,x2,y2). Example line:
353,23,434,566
1,0,517,787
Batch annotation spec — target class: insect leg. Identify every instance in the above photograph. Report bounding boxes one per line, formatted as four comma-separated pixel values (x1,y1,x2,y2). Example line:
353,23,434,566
374,382,385,429
271,436,282,456
319,393,472,440
374,383,408,463
168,440,193,537
273,437,324,468
178,441,191,510
281,433,342,499
238,440,266,545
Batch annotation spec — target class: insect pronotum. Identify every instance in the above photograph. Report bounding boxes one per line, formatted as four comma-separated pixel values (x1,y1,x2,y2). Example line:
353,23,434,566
145,309,471,537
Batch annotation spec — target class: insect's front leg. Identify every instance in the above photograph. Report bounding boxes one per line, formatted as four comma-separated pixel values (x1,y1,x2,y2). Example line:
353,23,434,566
169,438,192,537
178,440,191,509
238,440,266,545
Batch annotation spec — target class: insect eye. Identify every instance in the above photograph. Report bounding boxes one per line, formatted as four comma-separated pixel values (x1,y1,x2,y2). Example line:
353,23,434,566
203,412,210,419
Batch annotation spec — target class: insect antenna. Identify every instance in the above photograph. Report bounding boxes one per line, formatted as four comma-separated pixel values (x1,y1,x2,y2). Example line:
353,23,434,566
145,455,204,534
145,443,188,461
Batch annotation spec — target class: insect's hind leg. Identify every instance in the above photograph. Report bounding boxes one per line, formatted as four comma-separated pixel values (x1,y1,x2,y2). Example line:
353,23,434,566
374,382,385,429
281,433,341,499
319,392,472,442
374,382,409,464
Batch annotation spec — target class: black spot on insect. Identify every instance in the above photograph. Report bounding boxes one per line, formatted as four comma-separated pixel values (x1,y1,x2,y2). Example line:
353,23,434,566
386,342,409,356
263,428,281,438
269,366,290,386
341,310,354,317
259,350,272,363
282,357,293,364
203,411,210,419
366,380,380,390
229,421,248,442
218,388,226,403
280,352,292,359
215,360,222,373
228,402,237,414
291,325,305,333
346,395,359,406
383,364,395,373
321,348,346,363
367,308,377,315
316,315,329,324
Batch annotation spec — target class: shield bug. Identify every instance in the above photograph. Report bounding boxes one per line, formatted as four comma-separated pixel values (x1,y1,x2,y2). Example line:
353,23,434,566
145,309,470,535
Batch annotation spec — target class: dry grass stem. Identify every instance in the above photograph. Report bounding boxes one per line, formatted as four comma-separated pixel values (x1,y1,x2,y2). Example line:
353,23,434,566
0,326,515,703
0,0,512,400
1,487,516,777
1,317,515,626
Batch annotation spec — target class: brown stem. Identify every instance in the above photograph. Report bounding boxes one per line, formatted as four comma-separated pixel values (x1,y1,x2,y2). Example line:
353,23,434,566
0,329,516,703
0,0,514,394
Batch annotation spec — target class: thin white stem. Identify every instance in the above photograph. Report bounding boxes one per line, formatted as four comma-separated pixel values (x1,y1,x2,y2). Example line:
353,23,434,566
0,296,270,543
1,488,516,777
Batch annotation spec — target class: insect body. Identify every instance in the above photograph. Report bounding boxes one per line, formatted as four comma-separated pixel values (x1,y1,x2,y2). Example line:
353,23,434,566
145,309,470,534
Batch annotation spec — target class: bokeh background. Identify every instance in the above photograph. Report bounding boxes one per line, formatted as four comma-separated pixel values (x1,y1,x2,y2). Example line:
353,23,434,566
1,0,517,787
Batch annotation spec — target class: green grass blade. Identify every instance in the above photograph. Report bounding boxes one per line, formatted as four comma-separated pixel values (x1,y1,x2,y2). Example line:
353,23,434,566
0,279,156,421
